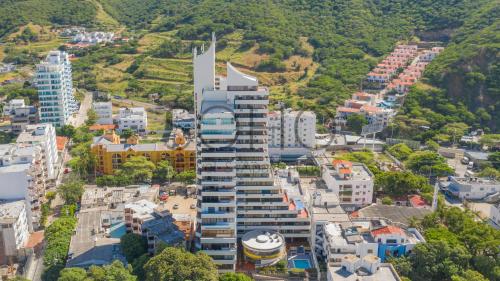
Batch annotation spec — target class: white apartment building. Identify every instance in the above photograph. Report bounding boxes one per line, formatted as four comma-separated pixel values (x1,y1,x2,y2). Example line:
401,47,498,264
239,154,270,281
3,99,26,117
172,109,195,129
17,124,59,180
322,160,374,207
0,144,48,229
448,176,500,200
268,109,316,148
268,109,316,161
117,107,147,133
0,200,31,264
328,254,402,281
93,102,113,125
36,50,78,127
194,36,310,271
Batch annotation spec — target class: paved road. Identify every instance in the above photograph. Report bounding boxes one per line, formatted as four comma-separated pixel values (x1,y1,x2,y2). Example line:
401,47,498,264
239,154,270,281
68,91,92,127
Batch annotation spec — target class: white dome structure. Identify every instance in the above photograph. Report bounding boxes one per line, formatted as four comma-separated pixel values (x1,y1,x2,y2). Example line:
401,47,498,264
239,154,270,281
242,230,286,267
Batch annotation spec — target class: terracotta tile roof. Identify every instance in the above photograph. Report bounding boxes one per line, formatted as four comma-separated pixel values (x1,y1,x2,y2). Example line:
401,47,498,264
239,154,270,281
332,159,353,168
56,136,69,151
409,195,426,208
25,231,44,248
89,124,117,131
337,107,360,113
371,225,405,237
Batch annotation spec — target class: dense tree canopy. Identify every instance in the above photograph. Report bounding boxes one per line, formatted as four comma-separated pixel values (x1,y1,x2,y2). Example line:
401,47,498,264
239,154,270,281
144,247,218,281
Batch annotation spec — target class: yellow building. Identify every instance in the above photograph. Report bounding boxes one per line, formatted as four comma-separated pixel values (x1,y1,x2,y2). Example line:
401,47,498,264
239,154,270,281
91,130,195,175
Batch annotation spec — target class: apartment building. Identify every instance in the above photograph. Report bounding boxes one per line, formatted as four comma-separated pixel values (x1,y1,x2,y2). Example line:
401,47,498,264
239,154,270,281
268,108,316,149
0,144,48,229
36,50,77,127
9,106,39,134
194,36,310,271
0,200,31,265
322,160,374,207
117,107,147,133
91,130,195,174
17,124,59,180
93,102,113,125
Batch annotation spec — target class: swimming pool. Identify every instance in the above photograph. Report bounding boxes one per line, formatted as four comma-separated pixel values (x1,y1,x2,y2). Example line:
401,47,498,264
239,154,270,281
293,259,311,269
110,223,126,238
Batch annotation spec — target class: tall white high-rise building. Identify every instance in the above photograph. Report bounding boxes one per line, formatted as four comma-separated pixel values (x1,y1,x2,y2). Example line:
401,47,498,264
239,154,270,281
194,36,310,271
36,50,78,127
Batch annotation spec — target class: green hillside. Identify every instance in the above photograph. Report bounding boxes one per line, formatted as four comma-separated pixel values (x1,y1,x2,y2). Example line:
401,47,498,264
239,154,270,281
0,0,498,134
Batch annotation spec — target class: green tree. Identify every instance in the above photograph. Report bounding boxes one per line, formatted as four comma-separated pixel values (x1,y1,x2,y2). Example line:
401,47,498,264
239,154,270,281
376,171,432,197
120,128,135,140
488,152,500,169
219,272,254,281
154,160,176,183
132,253,150,280
57,179,84,205
409,241,471,281
174,170,196,184
85,109,98,126
451,270,488,281
57,125,76,138
58,267,87,281
406,151,454,177
477,167,500,180
120,233,148,263
144,247,218,281
387,143,413,161
119,156,155,183
425,140,440,152
382,196,393,205
87,261,136,281
346,113,368,134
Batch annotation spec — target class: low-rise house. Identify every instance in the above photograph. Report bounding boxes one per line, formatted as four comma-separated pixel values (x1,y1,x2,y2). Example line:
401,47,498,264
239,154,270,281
125,199,184,253
327,254,402,281
172,109,195,129
447,176,500,200
322,219,424,263
3,99,26,117
116,107,147,133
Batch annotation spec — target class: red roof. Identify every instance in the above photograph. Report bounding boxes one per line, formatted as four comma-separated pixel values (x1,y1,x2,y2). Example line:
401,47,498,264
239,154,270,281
89,124,117,131
56,136,69,151
371,225,405,237
409,195,426,208
25,231,44,248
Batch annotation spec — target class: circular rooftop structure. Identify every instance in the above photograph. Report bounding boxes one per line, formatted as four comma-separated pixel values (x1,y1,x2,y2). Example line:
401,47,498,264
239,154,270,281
242,230,286,267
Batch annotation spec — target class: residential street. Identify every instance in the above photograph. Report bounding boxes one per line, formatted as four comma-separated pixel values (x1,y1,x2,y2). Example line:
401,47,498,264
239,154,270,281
68,91,92,127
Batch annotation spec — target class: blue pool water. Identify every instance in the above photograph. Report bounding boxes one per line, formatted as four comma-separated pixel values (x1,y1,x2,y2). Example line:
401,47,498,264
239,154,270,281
110,223,126,238
293,259,311,269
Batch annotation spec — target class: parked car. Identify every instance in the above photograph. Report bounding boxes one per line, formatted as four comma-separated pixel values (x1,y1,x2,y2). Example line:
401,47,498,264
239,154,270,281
173,203,179,209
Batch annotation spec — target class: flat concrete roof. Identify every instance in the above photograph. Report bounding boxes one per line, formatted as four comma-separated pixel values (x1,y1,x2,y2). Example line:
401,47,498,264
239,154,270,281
356,205,431,226
328,264,401,281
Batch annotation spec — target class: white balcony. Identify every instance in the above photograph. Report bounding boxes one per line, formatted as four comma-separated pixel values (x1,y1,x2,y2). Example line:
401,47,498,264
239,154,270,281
234,108,267,114
234,99,269,105
201,200,236,208
200,161,236,167
201,180,236,186
200,211,235,219
236,117,267,122
201,222,235,230
201,171,235,177
201,152,235,158
200,236,237,244
202,248,237,256
201,190,236,197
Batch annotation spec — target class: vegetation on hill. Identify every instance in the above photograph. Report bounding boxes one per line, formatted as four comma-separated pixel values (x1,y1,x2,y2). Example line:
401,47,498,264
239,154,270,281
0,0,96,38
